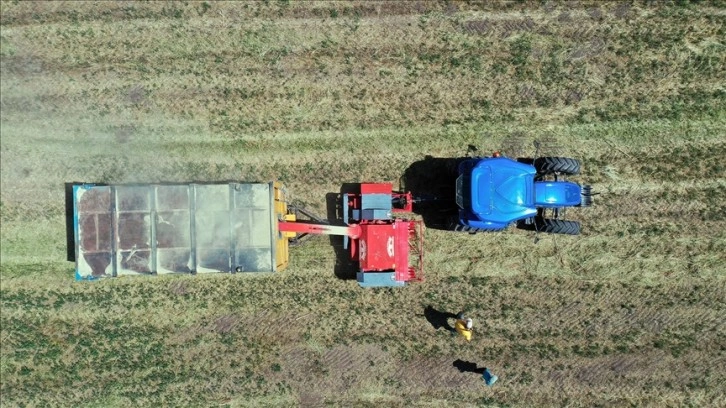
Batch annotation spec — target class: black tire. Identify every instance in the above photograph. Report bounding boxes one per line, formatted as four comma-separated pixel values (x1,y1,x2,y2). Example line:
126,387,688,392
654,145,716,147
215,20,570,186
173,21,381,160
580,185,594,207
452,223,503,233
453,223,473,233
517,217,580,235
454,224,480,234
534,157,580,175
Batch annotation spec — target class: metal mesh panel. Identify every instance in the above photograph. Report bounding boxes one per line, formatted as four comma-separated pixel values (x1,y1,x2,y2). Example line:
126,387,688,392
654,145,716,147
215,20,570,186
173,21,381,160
73,182,276,279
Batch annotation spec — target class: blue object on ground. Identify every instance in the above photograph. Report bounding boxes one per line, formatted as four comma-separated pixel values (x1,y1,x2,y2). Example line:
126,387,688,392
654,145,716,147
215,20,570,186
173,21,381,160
482,368,498,386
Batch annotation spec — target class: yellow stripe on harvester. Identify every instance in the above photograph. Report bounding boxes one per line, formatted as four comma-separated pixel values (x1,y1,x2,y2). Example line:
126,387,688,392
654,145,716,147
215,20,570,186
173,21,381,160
273,181,290,271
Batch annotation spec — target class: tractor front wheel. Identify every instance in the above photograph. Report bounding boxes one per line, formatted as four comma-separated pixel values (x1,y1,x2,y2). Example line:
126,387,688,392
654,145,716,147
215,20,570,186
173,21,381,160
517,217,581,235
534,157,580,175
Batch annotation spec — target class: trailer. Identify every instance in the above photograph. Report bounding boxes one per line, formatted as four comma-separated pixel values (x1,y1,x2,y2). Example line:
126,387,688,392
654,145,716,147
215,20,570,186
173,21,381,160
69,181,423,288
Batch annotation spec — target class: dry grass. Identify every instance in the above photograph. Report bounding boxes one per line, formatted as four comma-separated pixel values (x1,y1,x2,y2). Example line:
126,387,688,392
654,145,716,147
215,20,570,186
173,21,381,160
1,1,725,407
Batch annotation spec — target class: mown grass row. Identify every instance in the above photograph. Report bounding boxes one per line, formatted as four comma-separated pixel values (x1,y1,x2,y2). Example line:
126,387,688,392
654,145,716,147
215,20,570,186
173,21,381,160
1,115,723,204
2,118,724,284
2,270,724,406
2,2,723,135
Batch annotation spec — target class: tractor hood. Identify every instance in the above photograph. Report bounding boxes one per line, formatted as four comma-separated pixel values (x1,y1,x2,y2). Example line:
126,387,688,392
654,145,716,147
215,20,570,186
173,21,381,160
534,181,582,207
465,157,538,224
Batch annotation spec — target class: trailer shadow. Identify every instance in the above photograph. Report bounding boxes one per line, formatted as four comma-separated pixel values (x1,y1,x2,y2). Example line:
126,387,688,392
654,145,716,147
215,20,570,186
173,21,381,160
65,182,78,262
400,156,467,230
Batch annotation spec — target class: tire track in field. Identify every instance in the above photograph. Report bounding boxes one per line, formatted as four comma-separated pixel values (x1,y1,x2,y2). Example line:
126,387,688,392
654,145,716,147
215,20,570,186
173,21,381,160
393,356,467,389
482,278,726,346
276,343,398,404
589,182,726,226
477,277,725,399
167,308,311,346
568,352,670,387
537,350,721,399
320,344,388,376
278,344,475,400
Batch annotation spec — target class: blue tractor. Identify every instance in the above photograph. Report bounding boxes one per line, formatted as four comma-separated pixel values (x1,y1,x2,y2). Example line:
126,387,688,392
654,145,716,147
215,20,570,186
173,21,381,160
453,155,593,235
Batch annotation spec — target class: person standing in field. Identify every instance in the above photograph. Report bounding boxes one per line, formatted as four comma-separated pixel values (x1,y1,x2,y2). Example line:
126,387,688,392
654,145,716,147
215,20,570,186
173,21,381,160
482,368,498,386
455,311,473,341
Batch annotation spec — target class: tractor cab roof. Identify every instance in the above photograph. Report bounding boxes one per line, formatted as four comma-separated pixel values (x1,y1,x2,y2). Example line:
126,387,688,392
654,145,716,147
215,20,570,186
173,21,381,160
468,157,538,224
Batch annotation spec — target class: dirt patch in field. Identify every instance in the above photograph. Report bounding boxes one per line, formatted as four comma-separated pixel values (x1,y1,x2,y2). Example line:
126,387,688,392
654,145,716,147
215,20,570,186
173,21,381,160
274,344,484,405
0,54,45,75
213,314,239,334
274,343,391,405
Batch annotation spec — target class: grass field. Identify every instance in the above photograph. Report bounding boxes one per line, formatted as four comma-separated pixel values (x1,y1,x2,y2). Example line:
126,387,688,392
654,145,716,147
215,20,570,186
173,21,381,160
1,1,725,407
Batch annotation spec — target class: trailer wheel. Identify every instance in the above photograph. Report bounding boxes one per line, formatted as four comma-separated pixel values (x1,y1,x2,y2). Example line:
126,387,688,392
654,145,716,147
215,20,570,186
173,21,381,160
534,157,580,175
518,217,580,235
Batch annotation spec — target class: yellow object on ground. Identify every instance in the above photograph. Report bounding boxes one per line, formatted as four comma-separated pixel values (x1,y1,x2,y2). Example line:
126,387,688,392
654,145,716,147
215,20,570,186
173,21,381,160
455,319,472,341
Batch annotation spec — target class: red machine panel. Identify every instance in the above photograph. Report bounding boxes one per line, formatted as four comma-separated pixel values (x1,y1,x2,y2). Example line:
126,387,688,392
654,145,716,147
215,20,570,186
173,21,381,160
360,183,393,195
358,223,396,271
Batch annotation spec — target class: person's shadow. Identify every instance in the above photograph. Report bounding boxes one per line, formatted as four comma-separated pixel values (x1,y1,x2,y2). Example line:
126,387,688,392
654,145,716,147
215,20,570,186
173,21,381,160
424,305,457,332
453,359,486,374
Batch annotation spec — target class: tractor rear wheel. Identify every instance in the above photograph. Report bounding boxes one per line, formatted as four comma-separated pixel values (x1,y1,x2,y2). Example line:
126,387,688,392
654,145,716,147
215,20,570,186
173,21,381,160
517,217,580,235
453,223,476,233
453,223,506,234
534,157,580,175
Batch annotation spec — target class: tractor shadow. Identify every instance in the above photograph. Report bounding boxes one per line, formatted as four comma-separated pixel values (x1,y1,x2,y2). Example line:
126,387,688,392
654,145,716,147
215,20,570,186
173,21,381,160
453,359,487,375
423,305,457,332
400,156,467,230
65,182,78,262
325,183,361,281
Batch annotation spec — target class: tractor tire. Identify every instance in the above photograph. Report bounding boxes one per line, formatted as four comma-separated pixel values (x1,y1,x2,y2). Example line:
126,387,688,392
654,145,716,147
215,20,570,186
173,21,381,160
453,223,475,233
534,157,580,175
580,185,594,207
518,217,580,235
453,223,505,234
